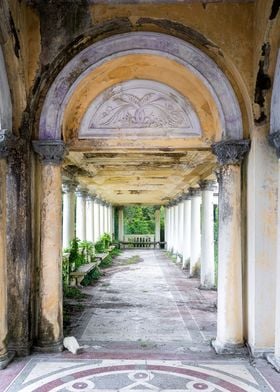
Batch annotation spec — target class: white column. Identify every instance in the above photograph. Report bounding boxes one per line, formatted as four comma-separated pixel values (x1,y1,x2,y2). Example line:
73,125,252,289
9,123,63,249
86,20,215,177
267,132,280,371
170,204,175,252
62,181,76,249
182,194,191,269
99,200,104,237
211,140,249,354
164,206,168,248
200,180,216,289
155,206,161,243
93,199,100,241
111,206,115,239
76,188,88,241
118,207,124,241
107,204,111,235
190,188,201,276
173,202,179,254
178,199,184,258
86,194,95,243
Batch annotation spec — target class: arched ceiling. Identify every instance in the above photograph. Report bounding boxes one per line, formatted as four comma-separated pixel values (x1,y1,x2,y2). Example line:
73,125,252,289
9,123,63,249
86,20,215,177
39,32,245,205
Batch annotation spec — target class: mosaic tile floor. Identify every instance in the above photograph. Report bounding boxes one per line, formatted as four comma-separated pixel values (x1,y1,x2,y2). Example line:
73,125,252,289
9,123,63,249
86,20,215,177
1,250,280,391
3,358,275,392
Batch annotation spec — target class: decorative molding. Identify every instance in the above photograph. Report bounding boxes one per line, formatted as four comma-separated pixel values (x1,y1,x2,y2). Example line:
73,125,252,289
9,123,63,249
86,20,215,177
189,187,201,197
211,139,250,165
0,129,22,158
75,188,88,198
62,180,78,193
80,80,201,139
39,32,242,141
86,193,96,201
268,130,280,158
32,140,67,165
199,180,216,191
182,192,191,200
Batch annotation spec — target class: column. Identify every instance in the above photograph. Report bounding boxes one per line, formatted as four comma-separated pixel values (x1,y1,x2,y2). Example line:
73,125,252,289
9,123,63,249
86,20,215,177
164,206,168,249
169,203,175,252
103,202,108,233
178,198,184,260
173,202,179,254
200,180,216,289
32,140,67,352
182,193,191,269
111,206,115,240
0,130,13,368
62,181,76,249
99,200,104,236
189,188,201,276
86,194,95,243
93,198,100,241
76,188,87,241
155,206,161,244
211,139,250,354
118,207,124,241
267,131,280,371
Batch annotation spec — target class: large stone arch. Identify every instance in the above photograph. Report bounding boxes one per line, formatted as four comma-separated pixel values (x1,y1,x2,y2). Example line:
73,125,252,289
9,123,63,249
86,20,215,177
38,32,244,142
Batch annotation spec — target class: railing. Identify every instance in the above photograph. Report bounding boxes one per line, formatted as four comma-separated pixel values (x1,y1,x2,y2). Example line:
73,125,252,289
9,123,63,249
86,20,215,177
123,234,155,248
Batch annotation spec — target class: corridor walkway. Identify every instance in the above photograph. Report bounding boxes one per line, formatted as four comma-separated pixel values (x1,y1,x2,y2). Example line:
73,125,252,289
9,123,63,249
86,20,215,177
1,250,279,391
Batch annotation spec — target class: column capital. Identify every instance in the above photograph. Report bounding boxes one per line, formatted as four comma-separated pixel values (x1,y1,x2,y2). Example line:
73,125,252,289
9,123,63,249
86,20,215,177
268,130,280,158
154,205,161,211
211,139,250,165
32,140,67,165
0,129,24,158
75,187,88,198
199,180,216,191
182,192,191,200
86,193,96,201
62,180,78,193
189,187,201,197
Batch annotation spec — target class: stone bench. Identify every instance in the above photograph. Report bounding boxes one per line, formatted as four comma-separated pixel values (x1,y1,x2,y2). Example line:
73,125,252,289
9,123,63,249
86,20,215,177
94,252,109,262
70,262,98,286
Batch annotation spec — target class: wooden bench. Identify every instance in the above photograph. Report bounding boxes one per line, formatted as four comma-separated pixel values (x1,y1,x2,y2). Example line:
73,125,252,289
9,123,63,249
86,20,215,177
70,262,98,286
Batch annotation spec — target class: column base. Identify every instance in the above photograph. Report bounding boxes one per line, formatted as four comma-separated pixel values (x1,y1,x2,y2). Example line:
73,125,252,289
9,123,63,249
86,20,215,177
9,341,32,357
265,354,280,372
33,339,64,353
211,339,246,355
0,352,15,370
199,284,217,291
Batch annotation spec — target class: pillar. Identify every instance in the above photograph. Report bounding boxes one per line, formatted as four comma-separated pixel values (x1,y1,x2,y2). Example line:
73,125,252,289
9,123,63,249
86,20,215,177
76,188,87,241
93,198,100,241
211,139,250,354
111,206,115,239
33,140,67,352
189,188,201,276
164,206,168,248
200,180,216,289
86,194,95,243
178,199,184,259
118,207,124,241
155,206,161,243
62,181,76,249
0,130,14,368
103,202,108,233
99,200,104,236
267,131,280,370
182,193,191,269
173,202,179,254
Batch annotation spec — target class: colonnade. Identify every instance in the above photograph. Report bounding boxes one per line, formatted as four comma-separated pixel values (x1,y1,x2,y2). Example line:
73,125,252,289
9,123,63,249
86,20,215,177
165,181,216,288
165,140,250,354
62,181,114,249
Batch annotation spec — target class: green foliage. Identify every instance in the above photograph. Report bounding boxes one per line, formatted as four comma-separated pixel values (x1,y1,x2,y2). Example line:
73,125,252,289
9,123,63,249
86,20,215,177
63,286,85,299
81,267,102,286
110,247,121,257
79,240,95,263
68,238,85,271
124,206,156,234
100,254,113,268
94,240,105,253
100,233,111,249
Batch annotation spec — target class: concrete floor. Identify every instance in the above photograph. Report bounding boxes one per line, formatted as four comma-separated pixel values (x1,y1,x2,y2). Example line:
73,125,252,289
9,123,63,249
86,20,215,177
1,250,280,391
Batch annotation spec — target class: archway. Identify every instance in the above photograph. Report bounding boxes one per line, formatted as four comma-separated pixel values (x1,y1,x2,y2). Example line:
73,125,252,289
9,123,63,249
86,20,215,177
32,31,250,354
